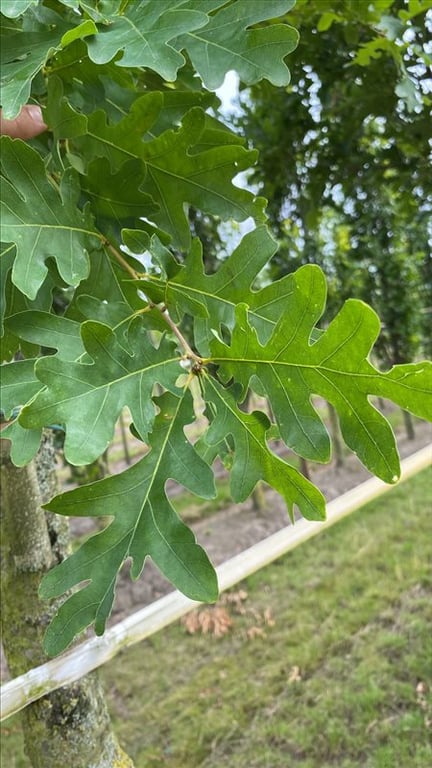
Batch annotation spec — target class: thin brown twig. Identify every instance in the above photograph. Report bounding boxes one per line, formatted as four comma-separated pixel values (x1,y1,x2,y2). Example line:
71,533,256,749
103,240,204,365
104,240,140,280
160,308,203,363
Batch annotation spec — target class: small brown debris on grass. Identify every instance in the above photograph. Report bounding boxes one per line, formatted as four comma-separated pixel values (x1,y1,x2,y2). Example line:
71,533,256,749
221,589,248,613
181,590,276,639
246,626,266,640
263,607,275,626
288,665,302,683
416,680,431,727
182,606,232,637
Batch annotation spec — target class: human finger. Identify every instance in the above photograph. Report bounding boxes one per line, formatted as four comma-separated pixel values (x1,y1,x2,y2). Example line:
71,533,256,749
0,105,47,139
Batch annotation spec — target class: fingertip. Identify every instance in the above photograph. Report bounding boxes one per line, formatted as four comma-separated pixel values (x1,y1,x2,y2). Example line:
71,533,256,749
25,105,48,135
0,105,47,139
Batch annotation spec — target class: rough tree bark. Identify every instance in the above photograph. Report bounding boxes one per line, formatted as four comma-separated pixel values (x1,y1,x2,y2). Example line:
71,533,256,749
0,433,134,768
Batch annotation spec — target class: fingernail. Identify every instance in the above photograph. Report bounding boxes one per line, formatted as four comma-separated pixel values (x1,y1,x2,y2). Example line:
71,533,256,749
27,105,47,128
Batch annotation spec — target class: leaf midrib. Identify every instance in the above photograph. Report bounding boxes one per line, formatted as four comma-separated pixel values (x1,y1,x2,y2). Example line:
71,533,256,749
31,355,181,414
210,355,427,388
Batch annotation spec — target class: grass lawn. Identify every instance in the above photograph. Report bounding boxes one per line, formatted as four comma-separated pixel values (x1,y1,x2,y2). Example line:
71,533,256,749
2,468,431,767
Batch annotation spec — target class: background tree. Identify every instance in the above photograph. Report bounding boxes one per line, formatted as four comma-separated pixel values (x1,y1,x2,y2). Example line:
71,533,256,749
239,0,431,356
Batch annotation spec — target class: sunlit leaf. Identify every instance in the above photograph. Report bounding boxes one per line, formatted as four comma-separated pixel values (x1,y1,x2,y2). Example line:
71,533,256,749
86,0,208,79
175,0,299,89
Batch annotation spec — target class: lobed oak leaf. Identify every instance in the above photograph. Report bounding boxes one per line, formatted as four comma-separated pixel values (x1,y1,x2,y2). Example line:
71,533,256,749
174,0,299,89
202,375,326,521
40,390,218,655
210,266,432,479
162,226,288,351
20,318,183,465
0,138,100,300
86,0,208,80
0,5,97,118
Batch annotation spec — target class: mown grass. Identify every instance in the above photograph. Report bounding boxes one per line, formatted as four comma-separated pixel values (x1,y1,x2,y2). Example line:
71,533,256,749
2,468,431,767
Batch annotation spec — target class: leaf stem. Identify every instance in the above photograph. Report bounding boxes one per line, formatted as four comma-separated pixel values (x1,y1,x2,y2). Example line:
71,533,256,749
103,240,140,280
160,309,203,364
101,240,204,366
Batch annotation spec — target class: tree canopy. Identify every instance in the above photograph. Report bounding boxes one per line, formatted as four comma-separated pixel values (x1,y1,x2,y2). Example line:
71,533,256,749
238,0,432,359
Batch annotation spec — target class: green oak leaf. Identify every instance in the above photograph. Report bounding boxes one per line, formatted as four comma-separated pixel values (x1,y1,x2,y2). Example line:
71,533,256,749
0,359,42,418
210,266,432,480
0,244,16,336
175,0,299,89
0,7,97,118
165,226,278,331
0,419,42,466
144,227,298,352
4,311,85,361
44,52,137,133
45,72,149,141
128,235,182,307
45,80,88,143
0,138,101,300
56,1,117,22
63,246,165,332
64,249,135,323
0,1,38,17
353,38,396,67
47,87,264,248
74,296,133,327
395,74,420,112
145,90,217,138
82,157,159,228
0,243,53,359
40,390,218,656
20,318,183,465
72,99,265,248
137,235,183,283
86,0,208,79
202,376,326,521
132,100,265,243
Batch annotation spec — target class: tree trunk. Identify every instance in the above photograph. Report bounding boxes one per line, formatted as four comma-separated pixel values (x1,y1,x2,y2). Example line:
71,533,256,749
300,457,310,480
0,434,134,768
327,403,344,468
401,409,416,441
119,411,132,466
251,482,266,512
